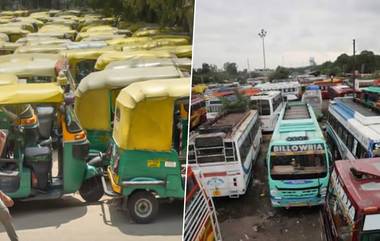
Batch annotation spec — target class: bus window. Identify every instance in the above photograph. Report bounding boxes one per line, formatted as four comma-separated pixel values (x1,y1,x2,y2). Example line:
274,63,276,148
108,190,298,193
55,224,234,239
239,133,253,163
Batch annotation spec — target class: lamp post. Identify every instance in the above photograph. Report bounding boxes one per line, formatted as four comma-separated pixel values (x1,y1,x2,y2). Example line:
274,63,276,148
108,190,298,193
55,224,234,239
258,29,267,69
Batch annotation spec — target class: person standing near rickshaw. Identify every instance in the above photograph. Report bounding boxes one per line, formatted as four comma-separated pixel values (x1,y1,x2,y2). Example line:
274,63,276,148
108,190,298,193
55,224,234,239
0,191,18,241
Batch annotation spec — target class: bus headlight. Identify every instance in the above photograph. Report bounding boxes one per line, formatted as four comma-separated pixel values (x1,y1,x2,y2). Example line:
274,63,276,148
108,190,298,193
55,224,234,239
270,189,279,196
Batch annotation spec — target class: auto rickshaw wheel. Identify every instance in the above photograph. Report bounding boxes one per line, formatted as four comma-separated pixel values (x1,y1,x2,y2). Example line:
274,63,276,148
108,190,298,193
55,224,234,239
79,176,104,202
127,191,158,224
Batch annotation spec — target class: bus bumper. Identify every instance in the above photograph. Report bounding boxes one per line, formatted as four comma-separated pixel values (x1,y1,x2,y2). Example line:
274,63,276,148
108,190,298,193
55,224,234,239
270,196,324,208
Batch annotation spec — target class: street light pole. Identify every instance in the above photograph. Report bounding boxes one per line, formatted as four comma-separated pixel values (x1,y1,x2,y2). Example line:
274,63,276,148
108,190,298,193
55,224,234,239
353,39,356,91
258,29,267,69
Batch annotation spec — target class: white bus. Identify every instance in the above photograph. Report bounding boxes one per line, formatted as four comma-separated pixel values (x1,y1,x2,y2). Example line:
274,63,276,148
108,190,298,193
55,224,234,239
188,110,261,198
326,97,380,161
255,81,300,101
206,96,223,120
250,91,283,132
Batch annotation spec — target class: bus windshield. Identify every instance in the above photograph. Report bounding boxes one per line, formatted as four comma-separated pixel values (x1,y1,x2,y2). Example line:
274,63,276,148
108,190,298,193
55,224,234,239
270,153,327,180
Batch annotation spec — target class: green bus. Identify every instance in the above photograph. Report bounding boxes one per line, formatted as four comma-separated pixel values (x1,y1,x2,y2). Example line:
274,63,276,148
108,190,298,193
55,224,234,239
267,102,331,207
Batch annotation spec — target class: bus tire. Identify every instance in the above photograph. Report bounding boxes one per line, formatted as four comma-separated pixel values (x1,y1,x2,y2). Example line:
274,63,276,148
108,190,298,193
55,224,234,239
79,176,104,202
127,190,158,224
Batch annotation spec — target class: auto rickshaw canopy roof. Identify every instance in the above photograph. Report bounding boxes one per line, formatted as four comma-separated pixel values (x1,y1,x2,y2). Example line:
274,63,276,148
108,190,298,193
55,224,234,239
0,83,64,105
15,44,67,54
95,49,174,70
75,66,182,131
106,37,153,46
105,57,191,72
113,77,190,151
0,74,18,86
0,53,62,78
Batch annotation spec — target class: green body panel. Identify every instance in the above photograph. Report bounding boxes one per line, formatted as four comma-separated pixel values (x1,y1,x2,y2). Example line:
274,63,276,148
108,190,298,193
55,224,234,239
115,148,184,199
7,167,31,198
87,129,112,152
84,164,99,180
63,141,87,193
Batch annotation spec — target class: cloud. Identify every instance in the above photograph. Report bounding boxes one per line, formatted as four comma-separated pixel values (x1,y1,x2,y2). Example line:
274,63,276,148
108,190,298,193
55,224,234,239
193,0,380,70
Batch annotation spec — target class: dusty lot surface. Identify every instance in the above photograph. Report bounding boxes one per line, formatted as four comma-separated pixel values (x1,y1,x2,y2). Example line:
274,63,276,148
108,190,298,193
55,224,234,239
0,196,183,241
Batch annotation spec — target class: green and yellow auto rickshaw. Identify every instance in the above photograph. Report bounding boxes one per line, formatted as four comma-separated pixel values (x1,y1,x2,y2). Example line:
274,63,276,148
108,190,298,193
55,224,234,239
60,47,116,85
0,83,104,202
0,53,65,83
74,65,183,152
104,77,190,223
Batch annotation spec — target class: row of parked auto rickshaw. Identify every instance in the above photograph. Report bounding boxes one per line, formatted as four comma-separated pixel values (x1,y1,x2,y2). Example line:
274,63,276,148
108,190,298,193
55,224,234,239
0,9,191,223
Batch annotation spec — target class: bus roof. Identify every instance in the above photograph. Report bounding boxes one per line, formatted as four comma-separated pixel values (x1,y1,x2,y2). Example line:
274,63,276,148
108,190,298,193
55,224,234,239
335,158,380,212
250,90,281,99
272,102,324,143
330,97,380,146
196,110,257,139
256,81,300,89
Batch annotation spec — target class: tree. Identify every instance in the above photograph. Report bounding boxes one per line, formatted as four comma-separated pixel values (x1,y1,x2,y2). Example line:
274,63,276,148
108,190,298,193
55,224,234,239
269,66,290,81
221,90,249,113
223,62,238,79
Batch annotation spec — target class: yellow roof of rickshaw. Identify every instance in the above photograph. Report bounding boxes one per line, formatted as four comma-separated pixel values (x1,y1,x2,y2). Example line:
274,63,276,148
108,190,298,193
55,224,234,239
0,83,63,105
39,24,73,32
76,65,182,95
60,47,117,65
105,57,191,71
95,49,174,70
132,28,161,37
1,22,36,33
81,25,115,33
106,37,153,46
76,31,118,41
15,44,67,54
117,77,190,109
0,26,30,35
0,53,61,77
0,42,22,52
151,45,192,58
113,77,190,150
0,74,18,86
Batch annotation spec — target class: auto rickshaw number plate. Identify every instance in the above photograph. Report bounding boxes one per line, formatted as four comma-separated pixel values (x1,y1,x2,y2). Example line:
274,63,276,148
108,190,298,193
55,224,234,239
147,160,161,168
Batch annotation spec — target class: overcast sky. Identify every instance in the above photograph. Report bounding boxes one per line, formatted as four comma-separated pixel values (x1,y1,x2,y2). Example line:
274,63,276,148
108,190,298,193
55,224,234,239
192,0,380,70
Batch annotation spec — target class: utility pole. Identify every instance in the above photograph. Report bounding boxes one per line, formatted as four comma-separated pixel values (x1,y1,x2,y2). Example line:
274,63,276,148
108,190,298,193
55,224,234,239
353,39,356,91
258,29,267,70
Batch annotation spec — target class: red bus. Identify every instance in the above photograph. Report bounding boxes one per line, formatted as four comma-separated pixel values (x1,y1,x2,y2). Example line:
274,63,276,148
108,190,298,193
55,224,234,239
184,167,222,241
191,95,207,130
328,85,354,99
322,158,380,241
314,78,343,99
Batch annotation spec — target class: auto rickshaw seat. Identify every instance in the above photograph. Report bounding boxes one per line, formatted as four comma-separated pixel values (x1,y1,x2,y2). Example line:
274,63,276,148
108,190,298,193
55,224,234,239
36,106,55,140
24,146,52,190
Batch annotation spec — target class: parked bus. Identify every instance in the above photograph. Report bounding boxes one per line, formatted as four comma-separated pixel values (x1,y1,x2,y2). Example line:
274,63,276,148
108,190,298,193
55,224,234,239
255,81,300,101
267,102,331,207
188,110,262,198
184,166,222,241
328,85,353,99
322,158,380,241
326,96,380,161
206,96,223,120
302,85,322,119
191,95,207,130
250,91,283,132
313,78,343,99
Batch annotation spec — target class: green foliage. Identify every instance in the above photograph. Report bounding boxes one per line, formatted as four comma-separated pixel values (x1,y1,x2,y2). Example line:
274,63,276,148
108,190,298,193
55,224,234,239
221,90,249,113
269,66,290,81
